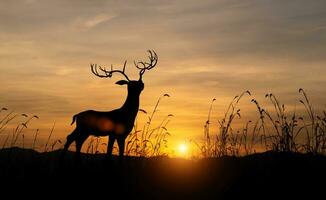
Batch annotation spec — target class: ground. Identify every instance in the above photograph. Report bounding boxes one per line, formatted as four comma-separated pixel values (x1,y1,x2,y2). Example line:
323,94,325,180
0,148,325,199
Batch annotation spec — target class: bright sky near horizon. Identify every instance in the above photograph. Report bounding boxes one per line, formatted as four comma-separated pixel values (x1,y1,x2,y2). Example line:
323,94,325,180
1,0,326,154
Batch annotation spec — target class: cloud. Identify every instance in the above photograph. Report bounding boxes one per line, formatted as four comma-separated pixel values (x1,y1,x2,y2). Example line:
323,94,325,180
75,13,117,30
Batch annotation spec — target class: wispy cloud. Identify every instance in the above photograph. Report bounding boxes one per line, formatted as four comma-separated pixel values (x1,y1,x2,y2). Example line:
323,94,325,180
82,14,117,29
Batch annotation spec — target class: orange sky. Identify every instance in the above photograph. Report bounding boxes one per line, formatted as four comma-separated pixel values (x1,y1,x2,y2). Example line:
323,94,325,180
1,0,326,155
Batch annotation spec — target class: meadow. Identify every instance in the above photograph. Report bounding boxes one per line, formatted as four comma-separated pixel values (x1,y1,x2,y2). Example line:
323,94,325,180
2,89,325,157
0,89,325,198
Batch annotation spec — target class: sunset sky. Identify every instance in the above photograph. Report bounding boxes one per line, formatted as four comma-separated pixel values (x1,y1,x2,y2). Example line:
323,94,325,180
1,0,326,154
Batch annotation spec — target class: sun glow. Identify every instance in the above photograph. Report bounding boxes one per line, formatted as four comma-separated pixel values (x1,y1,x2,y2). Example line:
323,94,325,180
178,143,188,156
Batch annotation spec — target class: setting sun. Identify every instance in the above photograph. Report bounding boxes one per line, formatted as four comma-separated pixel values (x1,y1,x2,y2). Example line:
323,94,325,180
178,143,188,155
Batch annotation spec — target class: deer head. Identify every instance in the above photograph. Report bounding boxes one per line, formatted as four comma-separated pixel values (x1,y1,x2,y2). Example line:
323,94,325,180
90,50,158,95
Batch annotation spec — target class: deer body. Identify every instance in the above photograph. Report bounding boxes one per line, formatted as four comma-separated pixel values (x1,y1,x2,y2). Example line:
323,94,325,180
72,108,136,137
62,50,157,158
71,85,140,137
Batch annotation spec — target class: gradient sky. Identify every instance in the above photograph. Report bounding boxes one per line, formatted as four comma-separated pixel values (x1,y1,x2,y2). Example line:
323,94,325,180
1,0,326,154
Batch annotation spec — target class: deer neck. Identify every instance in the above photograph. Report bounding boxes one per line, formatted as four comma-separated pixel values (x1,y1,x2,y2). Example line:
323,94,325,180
121,92,140,117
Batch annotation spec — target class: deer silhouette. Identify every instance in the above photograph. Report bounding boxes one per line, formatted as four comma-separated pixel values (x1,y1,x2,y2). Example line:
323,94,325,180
62,50,158,158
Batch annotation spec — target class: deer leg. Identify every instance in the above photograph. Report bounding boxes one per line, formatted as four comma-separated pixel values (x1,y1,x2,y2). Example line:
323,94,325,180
117,138,125,158
75,134,88,158
107,135,115,156
60,129,80,163
63,129,78,152
61,128,79,161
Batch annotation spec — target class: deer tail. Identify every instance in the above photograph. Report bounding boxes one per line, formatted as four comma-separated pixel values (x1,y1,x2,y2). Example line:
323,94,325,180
71,114,78,125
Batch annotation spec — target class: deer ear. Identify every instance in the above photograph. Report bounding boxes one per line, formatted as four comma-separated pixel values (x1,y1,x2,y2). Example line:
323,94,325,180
115,80,129,85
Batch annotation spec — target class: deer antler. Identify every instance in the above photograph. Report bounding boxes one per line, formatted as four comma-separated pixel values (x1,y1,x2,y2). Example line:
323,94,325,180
91,60,130,81
134,50,158,80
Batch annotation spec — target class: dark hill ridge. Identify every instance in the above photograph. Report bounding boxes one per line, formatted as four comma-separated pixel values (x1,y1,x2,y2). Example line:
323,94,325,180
0,148,325,199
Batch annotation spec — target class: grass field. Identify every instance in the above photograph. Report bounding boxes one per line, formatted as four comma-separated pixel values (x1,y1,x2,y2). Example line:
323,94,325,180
0,89,325,199
1,89,326,157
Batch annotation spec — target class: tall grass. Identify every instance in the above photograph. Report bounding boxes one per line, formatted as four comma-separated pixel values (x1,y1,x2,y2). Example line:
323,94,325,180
298,89,326,154
0,109,60,152
125,94,172,157
197,89,326,158
44,121,56,152
195,91,251,157
0,109,39,149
